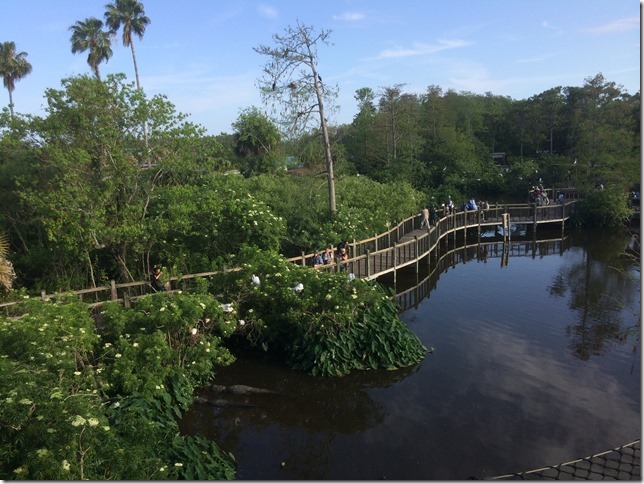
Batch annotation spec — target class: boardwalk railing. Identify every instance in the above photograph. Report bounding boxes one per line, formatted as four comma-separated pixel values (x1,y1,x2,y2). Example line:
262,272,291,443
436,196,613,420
0,193,579,312
290,197,578,280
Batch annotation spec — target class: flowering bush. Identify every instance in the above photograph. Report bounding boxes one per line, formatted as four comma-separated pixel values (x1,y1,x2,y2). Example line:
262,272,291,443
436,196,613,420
0,293,236,480
213,251,427,376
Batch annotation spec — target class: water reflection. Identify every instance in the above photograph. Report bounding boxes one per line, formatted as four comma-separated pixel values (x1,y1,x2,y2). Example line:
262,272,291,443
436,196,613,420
548,229,640,362
180,227,640,479
180,354,420,479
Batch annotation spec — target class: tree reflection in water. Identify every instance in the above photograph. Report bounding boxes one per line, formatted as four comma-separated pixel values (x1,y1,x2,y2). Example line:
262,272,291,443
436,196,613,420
179,353,419,478
179,226,640,479
548,228,640,363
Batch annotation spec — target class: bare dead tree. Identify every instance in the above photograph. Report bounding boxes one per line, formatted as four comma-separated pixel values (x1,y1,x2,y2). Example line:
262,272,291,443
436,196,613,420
254,19,339,216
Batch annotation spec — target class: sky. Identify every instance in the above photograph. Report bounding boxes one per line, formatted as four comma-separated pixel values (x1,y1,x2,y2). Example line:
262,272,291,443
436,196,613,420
1,0,640,135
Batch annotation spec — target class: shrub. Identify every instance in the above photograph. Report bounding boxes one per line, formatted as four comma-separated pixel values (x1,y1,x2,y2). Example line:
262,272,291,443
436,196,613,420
0,293,236,480
213,251,427,376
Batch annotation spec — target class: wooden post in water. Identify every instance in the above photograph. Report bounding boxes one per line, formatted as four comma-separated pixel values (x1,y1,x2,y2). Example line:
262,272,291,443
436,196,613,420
393,242,398,287
414,236,419,273
502,213,510,242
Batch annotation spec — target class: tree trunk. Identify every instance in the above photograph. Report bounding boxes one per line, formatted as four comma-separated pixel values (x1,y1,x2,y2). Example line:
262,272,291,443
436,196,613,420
313,69,336,216
130,41,149,152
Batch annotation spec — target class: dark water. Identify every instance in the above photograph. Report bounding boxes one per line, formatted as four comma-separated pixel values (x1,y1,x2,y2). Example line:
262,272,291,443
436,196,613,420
180,228,641,480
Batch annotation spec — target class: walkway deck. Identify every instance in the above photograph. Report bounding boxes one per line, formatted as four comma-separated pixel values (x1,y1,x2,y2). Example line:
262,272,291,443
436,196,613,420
304,200,577,282
0,197,579,310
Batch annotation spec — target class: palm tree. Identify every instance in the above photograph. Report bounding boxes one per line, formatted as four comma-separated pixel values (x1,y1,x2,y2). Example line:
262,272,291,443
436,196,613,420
69,17,113,81
104,0,151,151
0,41,33,121
104,0,150,90
0,232,16,294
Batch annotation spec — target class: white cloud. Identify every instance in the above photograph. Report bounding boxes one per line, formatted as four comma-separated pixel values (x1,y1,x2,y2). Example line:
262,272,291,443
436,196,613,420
257,4,279,20
376,39,471,59
584,16,639,34
332,11,365,22
542,20,557,30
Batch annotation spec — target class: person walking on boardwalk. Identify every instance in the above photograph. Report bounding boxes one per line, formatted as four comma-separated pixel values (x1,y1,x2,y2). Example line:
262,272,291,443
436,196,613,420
430,205,438,226
420,206,430,229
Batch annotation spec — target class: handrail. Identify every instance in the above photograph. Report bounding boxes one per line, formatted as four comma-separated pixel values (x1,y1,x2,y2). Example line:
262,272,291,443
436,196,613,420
0,192,579,311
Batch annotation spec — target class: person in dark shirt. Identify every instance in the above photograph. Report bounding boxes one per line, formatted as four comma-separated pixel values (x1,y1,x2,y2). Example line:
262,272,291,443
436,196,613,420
150,266,166,291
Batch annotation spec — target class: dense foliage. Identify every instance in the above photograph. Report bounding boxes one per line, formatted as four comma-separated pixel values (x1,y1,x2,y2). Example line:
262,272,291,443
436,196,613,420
0,70,639,293
210,250,427,376
1,8,639,480
0,250,427,477
0,293,236,479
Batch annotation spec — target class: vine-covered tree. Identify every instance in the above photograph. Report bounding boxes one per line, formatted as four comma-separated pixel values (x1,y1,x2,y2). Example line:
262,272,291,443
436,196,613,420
0,41,32,120
69,17,113,80
232,106,282,176
254,20,339,215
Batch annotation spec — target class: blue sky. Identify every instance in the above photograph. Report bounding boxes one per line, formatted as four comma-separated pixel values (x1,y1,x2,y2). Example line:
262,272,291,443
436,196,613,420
1,0,640,135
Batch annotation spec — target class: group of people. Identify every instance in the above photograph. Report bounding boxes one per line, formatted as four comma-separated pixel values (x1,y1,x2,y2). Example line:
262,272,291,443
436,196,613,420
312,240,350,271
422,196,490,227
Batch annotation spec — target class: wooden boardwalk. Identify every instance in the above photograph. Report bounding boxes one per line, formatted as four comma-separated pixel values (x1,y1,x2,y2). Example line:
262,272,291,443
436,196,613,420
305,199,578,282
0,195,580,311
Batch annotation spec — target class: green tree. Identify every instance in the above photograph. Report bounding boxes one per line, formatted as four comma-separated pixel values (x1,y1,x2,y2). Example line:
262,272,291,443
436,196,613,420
69,18,113,80
231,106,282,176
0,41,32,121
6,74,209,288
254,20,339,216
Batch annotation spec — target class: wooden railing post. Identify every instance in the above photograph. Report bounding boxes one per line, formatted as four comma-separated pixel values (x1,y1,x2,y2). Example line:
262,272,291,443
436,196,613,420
366,249,371,278
110,280,117,301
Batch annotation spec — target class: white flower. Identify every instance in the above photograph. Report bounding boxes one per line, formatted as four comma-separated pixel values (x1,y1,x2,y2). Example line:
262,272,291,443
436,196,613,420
73,371,81,376
160,306,166,312
199,302,206,309
88,418,99,427
133,342,139,347
71,415,86,427
190,328,198,335
115,353,122,358
251,274,260,286
221,303,234,313
62,460,71,472
238,319,245,326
